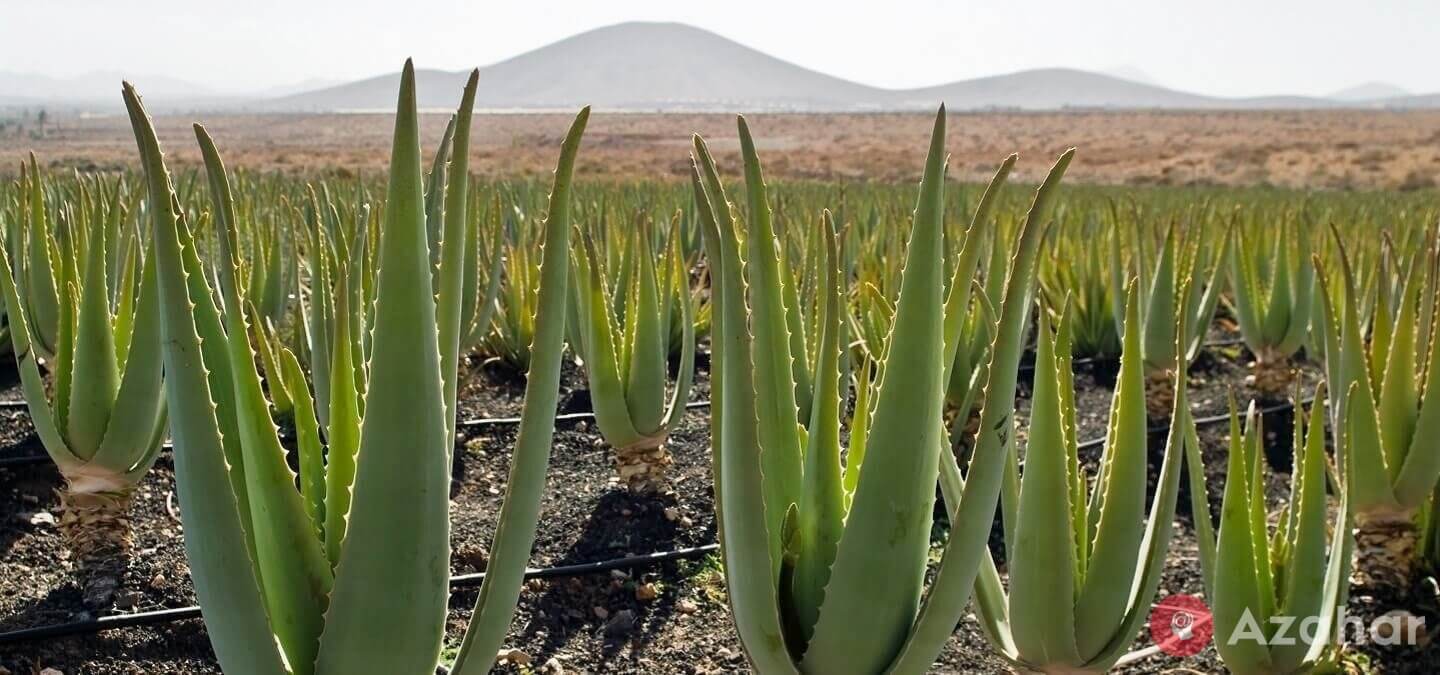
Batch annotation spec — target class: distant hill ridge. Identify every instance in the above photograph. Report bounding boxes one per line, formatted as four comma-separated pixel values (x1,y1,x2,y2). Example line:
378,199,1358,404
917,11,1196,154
8,22,1439,112
271,23,1438,112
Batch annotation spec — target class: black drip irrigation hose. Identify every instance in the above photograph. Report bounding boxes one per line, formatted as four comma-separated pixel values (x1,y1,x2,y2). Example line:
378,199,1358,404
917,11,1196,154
1040,336,1246,373
0,401,716,469
0,390,1315,646
459,399,711,430
0,544,721,646
1077,395,1312,450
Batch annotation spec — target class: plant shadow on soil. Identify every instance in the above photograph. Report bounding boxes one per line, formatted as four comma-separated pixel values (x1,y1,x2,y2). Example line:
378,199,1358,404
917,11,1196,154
513,488,693,662
0,445,61,561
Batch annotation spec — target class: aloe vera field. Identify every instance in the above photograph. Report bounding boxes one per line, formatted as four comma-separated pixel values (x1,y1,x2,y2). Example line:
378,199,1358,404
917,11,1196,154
1,49,1440,675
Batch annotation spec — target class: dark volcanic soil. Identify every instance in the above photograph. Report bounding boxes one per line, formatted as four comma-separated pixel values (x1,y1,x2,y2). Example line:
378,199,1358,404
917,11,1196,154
1,341,1437,674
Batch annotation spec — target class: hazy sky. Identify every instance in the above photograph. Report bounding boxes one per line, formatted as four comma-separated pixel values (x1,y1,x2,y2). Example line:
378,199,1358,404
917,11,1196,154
6,0,1437,97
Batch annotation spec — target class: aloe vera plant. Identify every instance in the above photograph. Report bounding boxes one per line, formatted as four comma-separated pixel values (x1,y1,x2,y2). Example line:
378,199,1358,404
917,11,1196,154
967,284,1191,674
292,184,374,427
6,156,66,360
1184,390,1353,675
0,167,166,608
569,219,696,492
1112,216,1229,416
457,192,506,354
229,192,299,330
692,106,1073,673
849,156,1017,443
1041,219,1120,360
124,62,586,674
1230,222,1315,398
1317,227,1440,590
478,207,544,371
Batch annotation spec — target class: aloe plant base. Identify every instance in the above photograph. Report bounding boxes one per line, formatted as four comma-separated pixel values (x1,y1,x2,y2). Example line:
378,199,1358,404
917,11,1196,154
1354,511,1419,591
57,486,133,608
1144,368,1175,420
614,439,673,493
1245,355,1295,399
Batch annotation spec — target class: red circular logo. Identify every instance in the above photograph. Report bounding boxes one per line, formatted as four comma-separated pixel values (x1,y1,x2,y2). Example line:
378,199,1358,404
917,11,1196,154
1149,593,1213,657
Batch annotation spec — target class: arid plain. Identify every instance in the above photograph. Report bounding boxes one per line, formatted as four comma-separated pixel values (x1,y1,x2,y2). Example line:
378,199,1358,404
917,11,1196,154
4,108,1439,190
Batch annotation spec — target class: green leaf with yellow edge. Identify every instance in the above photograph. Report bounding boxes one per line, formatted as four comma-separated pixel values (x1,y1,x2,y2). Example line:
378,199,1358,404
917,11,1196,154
1087,314,1191,671
789,211,847,645
624,219,668,433
123,81,286,675
737,116,806,565
801,108,948,673
574,230,644,446
1270,385,1334,670
0,227,82,470
438,70,479,455
197,123,333,675
843,356,874,503
1395,289,1440,505
889,147,1075,675
657,234,696,435
89,241,166,476
1212,402,1275,673
1326,246,1404,512
1073,280,1148,657
278,347,326,539
314,60,450,674
1141,223,1179,372
690,134,796,674
1379,266,1421,482
448,105,588,675
63,213,118,461
1009,307,1082,668
22,155,61,359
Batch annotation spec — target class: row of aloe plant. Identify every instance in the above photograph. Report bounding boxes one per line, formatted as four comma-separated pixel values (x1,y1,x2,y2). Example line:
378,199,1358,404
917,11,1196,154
11,144,1429,393
7,136,1429,419
690,106,1393,674
0,64,1437,673
687,107,1417,674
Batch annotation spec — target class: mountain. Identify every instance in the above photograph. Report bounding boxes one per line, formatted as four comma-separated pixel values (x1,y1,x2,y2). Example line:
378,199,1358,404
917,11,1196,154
273,22,884,111
269,69,471,111
894,67,1217,110
12,23,1440,113
272,23,1440,112
1329,82,1411,101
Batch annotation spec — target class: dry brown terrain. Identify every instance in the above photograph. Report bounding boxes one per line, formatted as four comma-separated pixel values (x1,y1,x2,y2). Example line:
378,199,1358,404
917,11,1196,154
3,109,1439,190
